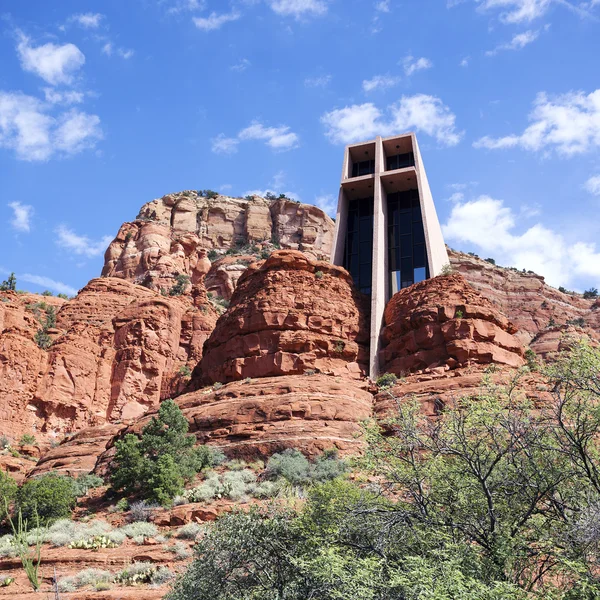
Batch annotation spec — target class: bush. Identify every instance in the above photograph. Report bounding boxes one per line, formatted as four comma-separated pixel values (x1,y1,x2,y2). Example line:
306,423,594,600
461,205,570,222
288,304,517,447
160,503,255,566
58,568,112,592
315,270,324,279
110,399,217,505
119,521,158,539
484,257,496,265
524,348,538,371
16,475,77,525
57,293,69,300
0,273,16,291
167,540,193,559
265,449,347,489
583,287,598,299
376,372,398,389
0,435,9,449
178,365,192,378
170,274,190,296
72,474,104,496
440,263,453,275
176,522,203,540
0,471,17,522
115,561,157,586
41,290,53,296
559,286,568,293
127,500,158,523
207,249,218,262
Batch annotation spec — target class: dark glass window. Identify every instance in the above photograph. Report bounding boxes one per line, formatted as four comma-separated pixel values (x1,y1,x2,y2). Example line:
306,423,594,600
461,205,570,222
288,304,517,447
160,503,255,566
385,152,415,171
387,189,429,296
351,159,375,178
344,197,373,294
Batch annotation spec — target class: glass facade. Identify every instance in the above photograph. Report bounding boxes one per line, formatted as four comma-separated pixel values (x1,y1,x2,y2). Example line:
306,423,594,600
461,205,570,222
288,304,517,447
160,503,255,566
343,197,374,294
386,152,415,171
387,189,429,295
351,159,375,178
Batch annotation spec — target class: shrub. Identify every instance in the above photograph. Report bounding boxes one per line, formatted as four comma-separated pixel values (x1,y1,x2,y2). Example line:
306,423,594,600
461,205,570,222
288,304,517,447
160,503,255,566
0,435,9,449
58,568,112,591
127,500,158,523
184,470,257,503
57,293,69,300
207,249,218,262
0,273,16,291
73,474,104,496
119,521,158,539
484,257,496,265
524,349,538,371
110,399,216,505
566,317,586,328
315,270,324,279
41,290,53,296
559,286,568,293
34,329,52,349
0,471,17,521
454,308,464,319
583,288,598,299
170,274,190,296
376,372,398,390
199,190,219,199
440,263,453,275
167,540,193,559
16,475,77,525
213,382,223,390
334,340,345,353
115,561,156,586
175,522,203,540
178,364,192,378
115,498,129,512
259,248,271,260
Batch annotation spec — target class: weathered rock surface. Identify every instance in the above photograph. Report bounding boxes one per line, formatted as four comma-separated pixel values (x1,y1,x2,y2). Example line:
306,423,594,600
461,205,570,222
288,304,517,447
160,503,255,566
381,273,525,374
0,278,216,444
199,250,370,383
450,249,600,347
102,192,334,292
96,374,373,467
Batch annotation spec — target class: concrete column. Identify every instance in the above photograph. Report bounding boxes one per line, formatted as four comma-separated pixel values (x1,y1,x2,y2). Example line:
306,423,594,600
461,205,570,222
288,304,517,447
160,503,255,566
412,134,449,276
369,136,386,377
330,187,348,265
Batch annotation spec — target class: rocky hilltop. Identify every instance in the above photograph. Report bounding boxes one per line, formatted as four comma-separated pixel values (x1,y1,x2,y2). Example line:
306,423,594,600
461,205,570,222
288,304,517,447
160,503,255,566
1,190,599,598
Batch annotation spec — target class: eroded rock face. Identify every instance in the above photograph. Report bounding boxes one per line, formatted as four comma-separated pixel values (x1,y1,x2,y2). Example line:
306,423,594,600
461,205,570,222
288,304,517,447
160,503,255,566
96,374,373,467
0,279,217,444
450,250,600,347
199,250,370,384
380,273,525,374
102,192,335,292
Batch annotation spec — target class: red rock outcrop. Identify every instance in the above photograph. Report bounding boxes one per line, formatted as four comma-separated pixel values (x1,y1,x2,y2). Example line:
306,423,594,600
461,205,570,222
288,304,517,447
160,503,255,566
102,192,334,293
380,273,525,374
450,249,600,347
96,374,373,467
204,255,257,301
0,278,217,445
198,250,370,384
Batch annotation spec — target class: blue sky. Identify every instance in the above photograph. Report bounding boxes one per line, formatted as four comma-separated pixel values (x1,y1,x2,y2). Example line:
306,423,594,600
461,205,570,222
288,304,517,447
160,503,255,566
1,0,600,296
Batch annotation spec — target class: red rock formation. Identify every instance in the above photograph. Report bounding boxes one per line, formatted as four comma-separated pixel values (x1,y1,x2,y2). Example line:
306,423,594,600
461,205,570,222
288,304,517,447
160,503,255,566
450,249,600,348
199,250,370,384
0,278,217,444
380,273,525,374
96,374,373,468
102,192,334,293
204,255,257,300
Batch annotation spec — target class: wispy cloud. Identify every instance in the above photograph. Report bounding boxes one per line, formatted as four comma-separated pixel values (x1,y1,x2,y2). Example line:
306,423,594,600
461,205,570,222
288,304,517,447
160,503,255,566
8,202,33,233
268,0,329,19
101,43,134,59
193,10,240,30
584,175,600,196
69,13,104,29
304,74,332,88
486,29,541,55
362,74,401,93
322,94,463,146
474,89,600,155
55,225,112,258
230,58,251,72
375,0,391,12
314,193,337,217
402,55,433,76
20,274,77,296
43,88,85,105
167,0,206,13
17,32,85,86
213,121,299,154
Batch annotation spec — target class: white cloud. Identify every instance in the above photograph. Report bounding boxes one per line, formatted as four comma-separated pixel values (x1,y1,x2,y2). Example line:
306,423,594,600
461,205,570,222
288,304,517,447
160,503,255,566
17,33,85,86
55,225,112,258
70,13,104,28
20,274,77,296
0,92,102,161
314,193,337,217
477,0,552,23
362,74,401,93
43,88,84,105
8,202,33,232
101,43,134,59
268,0,328,18
474,89,600,155
486,29,540,55
304,74,332,88
460,56,470,67
211,134,240,154
322,94,463,146
167,0,206,13
230,58,250,72
402,56,433,76
584,175,600,196
375,0,391,11
193,10,240,30
442,195,600,288
238,121,299,150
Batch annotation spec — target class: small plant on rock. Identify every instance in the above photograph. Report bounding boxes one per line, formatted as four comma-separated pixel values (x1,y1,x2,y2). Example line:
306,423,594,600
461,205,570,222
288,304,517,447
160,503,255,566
315,270,324,279
18,433,36,446
178,365,192,378
376,372,398,390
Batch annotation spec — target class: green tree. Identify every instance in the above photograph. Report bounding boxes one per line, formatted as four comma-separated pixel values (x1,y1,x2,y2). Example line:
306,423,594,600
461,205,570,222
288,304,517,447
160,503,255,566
16,475,77,525
110,399,215,505
0,273,16,291
0,470,18,522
